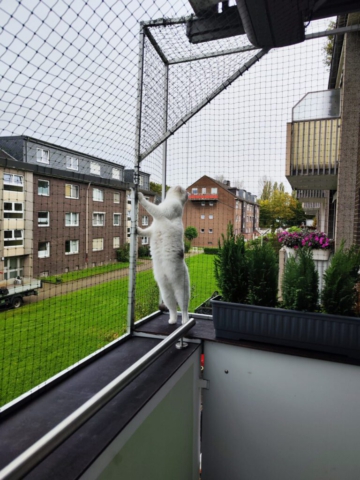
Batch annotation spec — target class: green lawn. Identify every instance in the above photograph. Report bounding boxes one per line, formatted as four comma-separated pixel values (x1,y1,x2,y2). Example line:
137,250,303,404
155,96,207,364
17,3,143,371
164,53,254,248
40,261,132,283
0,254,216,406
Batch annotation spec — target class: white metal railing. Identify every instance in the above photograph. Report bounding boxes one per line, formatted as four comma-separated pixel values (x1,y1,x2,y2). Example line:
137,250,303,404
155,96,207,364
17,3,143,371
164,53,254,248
0,318,196,480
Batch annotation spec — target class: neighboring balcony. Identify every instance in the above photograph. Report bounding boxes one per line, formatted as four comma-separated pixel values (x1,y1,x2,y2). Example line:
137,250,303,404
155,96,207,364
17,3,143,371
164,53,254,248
286,89,341,190
188,194,218,201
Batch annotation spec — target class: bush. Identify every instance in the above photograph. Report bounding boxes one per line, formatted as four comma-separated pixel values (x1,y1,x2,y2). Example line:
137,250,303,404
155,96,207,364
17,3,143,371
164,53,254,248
116,243,130,262
138,245,151,258
247,242,278,307
321,243,360,316
214,224,249,303
246,234,282,257
204,247,219,255
184,240,191,253
282,248,319,312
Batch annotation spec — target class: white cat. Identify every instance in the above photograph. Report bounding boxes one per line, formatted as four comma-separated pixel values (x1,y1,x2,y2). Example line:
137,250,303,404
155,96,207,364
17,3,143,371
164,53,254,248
137,186,190,325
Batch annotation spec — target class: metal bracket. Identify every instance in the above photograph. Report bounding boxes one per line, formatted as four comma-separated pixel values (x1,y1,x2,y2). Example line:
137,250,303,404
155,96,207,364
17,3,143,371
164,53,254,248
199,378,210,390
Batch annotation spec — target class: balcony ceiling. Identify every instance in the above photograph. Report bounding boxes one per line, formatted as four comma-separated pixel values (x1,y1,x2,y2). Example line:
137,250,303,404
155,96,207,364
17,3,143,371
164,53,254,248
287,174,338,191
187,0,360,47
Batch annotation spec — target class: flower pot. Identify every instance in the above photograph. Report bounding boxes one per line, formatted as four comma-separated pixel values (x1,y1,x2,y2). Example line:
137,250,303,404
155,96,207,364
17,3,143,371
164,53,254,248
211,298,360,359
312,249,331,261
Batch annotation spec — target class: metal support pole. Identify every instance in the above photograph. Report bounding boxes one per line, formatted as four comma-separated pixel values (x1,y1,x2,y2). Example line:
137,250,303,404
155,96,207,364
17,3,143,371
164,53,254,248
127,23,145,332
162,63,169,202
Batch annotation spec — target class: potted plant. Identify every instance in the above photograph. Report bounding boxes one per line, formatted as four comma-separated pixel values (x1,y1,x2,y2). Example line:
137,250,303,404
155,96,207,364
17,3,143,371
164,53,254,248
278,230,333,260
211,225,360,359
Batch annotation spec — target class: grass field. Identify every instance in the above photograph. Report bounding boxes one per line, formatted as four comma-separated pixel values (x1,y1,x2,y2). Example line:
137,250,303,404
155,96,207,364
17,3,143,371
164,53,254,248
0,254,216,406
40,261,131,283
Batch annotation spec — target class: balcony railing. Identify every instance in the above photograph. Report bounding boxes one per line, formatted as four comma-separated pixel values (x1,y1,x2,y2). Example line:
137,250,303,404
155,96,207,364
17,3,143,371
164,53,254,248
188,194,218,201
286,118,341,190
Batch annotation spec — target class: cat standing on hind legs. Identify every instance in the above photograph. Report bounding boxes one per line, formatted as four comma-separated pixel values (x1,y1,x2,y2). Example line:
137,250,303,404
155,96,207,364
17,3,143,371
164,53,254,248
137,186,190,325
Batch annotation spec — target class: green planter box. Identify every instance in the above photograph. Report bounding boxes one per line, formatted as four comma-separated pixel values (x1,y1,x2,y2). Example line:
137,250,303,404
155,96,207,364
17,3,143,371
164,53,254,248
211,298,360,359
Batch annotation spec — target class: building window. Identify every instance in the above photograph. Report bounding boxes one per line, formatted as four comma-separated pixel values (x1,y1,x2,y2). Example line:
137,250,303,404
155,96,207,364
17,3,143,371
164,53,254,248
93,213,105,226
209,215,213,220
209,202,214,206
4,174,23,192
38,180,50,196
4,230,23,247
4,256,24,280
113,237,120,248
201,202,205,207
208,242,213,245
139,176,144,187
4,202,23,219
92,238,104,251
113,213,121,226
65,240,79,255
192,188,198,194
211,188,218,194
209,229,213,234
36,148,50,164
38,211,49,227
201,214,205,220
65,213,79,226
66,156,78,171
90,161,100,175
65,184,79,199
142,215,149,226
127,227,131,238
38,241,50,258
114,192,120,203
93,188,103,202
112,168,121,180
202,188,206,194
200,228,205,233
142,236,149,245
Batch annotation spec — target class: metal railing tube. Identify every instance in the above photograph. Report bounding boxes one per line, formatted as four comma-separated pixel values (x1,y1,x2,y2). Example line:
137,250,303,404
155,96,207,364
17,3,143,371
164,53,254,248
0,318,196,480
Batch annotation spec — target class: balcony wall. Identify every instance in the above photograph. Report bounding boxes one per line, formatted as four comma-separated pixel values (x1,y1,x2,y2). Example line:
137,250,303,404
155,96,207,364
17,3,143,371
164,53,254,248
286,119,341,190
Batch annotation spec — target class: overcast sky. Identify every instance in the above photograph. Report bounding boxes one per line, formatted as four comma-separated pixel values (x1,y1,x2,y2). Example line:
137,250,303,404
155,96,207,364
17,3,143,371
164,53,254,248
0,0,333,195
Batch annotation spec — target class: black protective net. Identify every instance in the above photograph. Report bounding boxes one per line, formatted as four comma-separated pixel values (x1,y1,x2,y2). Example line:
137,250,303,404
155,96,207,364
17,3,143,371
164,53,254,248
1,0,359,408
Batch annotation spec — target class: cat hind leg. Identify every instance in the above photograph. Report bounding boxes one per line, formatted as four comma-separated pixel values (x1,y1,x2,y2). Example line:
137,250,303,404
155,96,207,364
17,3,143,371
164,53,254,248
159,279,178,325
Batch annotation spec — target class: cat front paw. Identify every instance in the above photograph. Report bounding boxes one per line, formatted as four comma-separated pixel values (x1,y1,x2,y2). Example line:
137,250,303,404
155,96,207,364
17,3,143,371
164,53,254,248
168,316,178,325
138,192,144,203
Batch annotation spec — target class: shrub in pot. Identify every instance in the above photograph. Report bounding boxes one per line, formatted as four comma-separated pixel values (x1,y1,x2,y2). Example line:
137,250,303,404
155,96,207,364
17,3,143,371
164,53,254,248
321,243,360,317
247,241,278,307
281,247,319,312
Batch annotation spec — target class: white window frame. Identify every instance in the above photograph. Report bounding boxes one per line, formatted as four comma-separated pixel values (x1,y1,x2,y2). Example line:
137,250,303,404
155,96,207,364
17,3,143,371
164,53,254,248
127,227,131,238
192,188,198,194
65,184,79,199
113,237,120,249
201,214,205,220
3,174,23,191
209,215,214,220
4,229,24,247
209,229,213,234
141,236,149,245
92,238,104,251
4,202,23,219
211,187,218,194
36,148,50,164
114,192,120,204
202,188,206,194
65,212,79,227
93,188,104,202
66,156,79,171
38,241,50,258
93,212,105,227
90,161,100,175
38,211,50,227
112,168,121,180
38,179,50,196
65,239,79,255
142,215,149,226
113,213,121,226
209,202,214,206
139,175,144,187
200,228,205,233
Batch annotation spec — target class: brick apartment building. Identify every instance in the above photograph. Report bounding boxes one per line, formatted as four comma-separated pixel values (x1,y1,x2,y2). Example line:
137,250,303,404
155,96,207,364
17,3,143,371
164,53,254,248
286,13,360,247
0,137,154,279
184,175,259,248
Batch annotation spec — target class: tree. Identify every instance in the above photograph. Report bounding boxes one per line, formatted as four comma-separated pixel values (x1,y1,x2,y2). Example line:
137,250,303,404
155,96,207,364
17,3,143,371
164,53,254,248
184,226,198,243
258,181,306,231
323,20,336,67
150,181,169,196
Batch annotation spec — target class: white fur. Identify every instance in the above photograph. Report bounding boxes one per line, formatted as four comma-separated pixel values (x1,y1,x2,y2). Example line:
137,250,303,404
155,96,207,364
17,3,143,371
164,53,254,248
137,186,190,325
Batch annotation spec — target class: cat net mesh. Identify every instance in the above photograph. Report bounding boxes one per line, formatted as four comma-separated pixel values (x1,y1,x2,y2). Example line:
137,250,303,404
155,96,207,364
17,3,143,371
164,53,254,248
0,0,359,410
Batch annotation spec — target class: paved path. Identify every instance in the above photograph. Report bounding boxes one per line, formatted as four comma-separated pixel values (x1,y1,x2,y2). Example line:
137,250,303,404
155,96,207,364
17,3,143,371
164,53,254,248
27,251,201,304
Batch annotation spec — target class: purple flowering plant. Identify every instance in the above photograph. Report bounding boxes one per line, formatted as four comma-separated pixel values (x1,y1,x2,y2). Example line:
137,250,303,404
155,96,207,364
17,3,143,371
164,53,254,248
277,230,333,250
